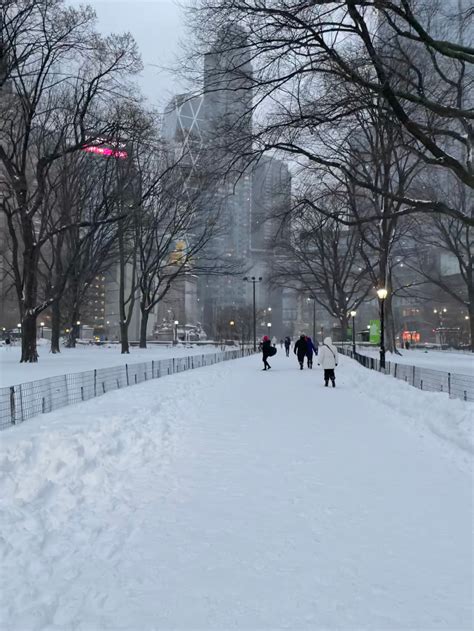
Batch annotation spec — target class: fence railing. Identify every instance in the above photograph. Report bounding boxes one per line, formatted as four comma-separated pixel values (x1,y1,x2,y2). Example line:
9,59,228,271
337,346,473,402
0,349,254,431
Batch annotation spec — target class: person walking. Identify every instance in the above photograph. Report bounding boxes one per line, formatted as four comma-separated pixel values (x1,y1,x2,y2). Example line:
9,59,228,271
284,336,291,357
305,336,318,368
318,336,338,387
293,334,308,370
261,335,272,371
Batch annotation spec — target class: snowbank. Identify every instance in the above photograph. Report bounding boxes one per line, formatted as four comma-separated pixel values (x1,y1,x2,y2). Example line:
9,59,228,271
341,357,473,469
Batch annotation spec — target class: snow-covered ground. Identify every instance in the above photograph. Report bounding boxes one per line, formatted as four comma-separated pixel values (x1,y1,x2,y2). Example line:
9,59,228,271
0,341,223,388
0,353,472,630
356,346,473,375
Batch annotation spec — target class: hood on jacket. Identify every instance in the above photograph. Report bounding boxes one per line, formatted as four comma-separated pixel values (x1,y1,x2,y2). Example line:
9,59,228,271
262,335,270,342
324,336,333,346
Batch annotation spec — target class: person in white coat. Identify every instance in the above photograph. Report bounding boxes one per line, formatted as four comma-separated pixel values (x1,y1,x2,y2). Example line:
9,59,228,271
317,336,338,387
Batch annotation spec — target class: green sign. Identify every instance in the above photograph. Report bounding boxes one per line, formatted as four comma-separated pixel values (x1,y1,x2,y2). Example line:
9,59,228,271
369,319,380,344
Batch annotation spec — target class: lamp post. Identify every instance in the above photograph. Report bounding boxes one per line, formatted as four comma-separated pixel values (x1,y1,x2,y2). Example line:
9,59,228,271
40,321,45,339
433,308,448,345
307,297,316,340
350,310,357,354
243,276,262,351
76,320,81,340
229,320,235,340
174,320,179,344
376,288,388,369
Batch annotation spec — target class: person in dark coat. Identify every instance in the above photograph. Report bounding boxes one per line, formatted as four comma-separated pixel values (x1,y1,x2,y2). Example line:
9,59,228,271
293,334,308,370
284,336,291,357
261,335,272,370
305,336,318,368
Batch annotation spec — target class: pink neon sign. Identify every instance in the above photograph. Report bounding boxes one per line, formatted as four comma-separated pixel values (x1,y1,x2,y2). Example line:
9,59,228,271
83,145,128,159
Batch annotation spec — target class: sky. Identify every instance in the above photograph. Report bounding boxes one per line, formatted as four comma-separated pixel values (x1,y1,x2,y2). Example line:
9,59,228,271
70,0,188,110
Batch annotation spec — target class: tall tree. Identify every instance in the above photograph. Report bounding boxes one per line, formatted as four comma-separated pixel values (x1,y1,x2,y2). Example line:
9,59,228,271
272,198,373,338
186,0,473,225
0,0,141,362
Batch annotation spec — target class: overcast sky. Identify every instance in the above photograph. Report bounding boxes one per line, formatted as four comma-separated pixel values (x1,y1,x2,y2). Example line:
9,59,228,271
70,0,188,110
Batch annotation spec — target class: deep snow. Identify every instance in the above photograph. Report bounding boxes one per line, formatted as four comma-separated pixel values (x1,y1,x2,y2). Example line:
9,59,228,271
0,342,222,388
0,353,472,630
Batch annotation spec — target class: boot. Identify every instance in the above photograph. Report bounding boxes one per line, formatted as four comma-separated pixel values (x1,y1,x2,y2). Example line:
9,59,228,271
299,362,303,370
324,381,329,387
331,379,336,388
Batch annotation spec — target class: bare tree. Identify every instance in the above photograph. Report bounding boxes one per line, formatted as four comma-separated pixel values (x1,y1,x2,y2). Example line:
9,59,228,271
185,0,473,225
135,165,221,348
407,180,473,350
0,0,141,362
272,198,372,338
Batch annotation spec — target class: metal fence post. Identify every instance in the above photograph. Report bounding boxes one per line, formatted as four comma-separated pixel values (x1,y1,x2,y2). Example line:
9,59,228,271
94,369,97,397
125,364,129,386
9,386,16,425
448,372,451,396
19,384,24,421
412,365,416,386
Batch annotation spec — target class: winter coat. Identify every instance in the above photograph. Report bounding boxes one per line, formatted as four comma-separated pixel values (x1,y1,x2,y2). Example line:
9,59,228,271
318,337,338,369
294,336,308,360
284,337,291,349
305,337,318,357
262,339,272,358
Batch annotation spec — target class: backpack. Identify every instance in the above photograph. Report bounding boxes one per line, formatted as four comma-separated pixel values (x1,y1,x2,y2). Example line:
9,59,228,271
268,346,277,357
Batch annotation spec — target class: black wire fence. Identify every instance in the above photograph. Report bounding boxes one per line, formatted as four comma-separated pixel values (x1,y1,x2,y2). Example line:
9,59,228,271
338,346,473,402
0,349,255,431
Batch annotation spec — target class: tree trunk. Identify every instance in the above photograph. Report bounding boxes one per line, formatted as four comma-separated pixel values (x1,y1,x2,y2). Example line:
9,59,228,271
64,309,79,348
338,315,349,343
20,219,40,362
50,300,61,353
120,322,130,354
20,313,39,363
139,308,149,349
384,295,396,354
468,290,474,352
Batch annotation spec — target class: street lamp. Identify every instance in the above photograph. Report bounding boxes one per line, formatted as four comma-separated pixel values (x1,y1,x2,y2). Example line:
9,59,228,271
350,310,357,354
376,288,388,369
243,276,262,351
76,320,81,340
307,296,317,340
40,321,45,338
174,320,179,344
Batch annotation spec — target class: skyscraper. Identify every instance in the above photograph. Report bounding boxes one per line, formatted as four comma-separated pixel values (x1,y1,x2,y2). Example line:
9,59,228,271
163,26,293,338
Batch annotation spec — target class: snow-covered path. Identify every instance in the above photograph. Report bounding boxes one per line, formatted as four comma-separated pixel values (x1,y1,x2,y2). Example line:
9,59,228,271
1,354,472,630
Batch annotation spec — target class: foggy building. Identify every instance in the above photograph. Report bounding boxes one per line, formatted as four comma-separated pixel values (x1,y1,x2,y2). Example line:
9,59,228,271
162,27,294,339
250,157,292,338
